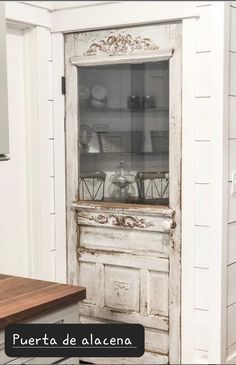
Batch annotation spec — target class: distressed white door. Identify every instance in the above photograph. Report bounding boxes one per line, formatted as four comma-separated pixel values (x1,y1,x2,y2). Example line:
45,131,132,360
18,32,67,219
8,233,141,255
65,23,181,364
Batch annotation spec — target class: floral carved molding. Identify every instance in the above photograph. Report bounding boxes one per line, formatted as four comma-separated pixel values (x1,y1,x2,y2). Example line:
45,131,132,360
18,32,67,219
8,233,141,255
79,213,153,229
83,33,159,56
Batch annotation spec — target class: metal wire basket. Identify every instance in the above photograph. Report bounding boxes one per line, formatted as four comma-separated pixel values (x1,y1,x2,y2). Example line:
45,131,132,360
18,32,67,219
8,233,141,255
79,172,106,200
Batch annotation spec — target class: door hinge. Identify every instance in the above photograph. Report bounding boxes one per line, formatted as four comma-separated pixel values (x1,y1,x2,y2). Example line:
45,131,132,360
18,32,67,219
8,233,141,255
61,76,66,95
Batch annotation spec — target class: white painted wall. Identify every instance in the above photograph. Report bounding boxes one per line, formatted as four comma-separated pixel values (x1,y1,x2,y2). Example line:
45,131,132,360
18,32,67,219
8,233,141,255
1,3,66,283
0,26,29,277
21,24,66,283
227,3,236,364
182,2,229,363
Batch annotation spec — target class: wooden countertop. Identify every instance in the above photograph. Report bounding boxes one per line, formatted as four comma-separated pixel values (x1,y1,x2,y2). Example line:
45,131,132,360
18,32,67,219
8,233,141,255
0,274,86,330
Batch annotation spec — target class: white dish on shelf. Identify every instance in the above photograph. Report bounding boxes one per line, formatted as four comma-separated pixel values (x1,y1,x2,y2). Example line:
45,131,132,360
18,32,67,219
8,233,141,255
91,85,107,100
91,99,106,108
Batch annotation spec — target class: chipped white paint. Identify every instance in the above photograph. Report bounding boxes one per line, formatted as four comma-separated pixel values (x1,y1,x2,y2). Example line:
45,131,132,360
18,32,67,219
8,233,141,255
227,4,236,365
65,22,181,364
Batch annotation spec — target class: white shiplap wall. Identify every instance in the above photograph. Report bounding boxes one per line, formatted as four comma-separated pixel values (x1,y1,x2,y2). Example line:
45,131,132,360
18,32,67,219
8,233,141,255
23,26,57,281
4,2,67,284
193,3,211,362
183,2,229,364
0,27,29,277
25,26,66,283
227,3,236,364
3,1,233,364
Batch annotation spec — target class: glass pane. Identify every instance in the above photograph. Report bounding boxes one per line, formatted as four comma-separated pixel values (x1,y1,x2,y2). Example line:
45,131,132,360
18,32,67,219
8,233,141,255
78,61,169,205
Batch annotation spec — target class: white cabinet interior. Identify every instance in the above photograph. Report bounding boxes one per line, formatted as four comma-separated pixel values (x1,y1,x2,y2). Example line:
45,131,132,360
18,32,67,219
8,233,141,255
79,62,169,205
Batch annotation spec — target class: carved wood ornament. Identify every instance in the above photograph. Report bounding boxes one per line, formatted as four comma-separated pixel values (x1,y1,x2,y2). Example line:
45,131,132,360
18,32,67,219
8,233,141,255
80,213,153,229
83,33,159,56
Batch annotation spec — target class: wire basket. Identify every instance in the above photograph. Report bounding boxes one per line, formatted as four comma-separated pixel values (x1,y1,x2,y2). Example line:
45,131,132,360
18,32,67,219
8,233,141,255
97,131,144,153
150,130,169,153
79,172,106,200
136,171,169,200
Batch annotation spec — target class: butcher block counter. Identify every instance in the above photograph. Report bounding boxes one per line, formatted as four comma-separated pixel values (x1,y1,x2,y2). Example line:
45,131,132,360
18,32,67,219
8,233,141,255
0,274,86,365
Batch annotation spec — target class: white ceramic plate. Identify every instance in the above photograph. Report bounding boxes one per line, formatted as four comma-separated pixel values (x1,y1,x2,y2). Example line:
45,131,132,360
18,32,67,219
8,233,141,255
91,99,106,108
91,85,107,100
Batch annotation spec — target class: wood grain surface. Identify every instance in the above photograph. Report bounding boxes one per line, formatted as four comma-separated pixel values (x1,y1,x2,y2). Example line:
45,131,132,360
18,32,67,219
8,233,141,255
0,274,86,329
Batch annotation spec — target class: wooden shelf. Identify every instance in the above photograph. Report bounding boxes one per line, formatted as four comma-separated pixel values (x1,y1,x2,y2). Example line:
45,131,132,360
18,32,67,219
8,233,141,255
81,151,168,156
80,107,168,113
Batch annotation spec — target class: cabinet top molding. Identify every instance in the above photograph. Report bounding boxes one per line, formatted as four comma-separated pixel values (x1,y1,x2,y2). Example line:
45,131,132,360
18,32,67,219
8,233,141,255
71,49,173,67
82,32,159,56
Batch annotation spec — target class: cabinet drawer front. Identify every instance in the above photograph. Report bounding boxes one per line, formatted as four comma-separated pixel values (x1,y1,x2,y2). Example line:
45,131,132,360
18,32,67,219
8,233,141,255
104,265,140,312
78,250,169,324
77,211,173,233
80,226,170,257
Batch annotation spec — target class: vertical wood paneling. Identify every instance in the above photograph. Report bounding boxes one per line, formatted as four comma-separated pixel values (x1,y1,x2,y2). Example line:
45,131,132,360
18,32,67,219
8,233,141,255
230,52,236,95
228,222,236,265
195,226,210,269
228,182,236,223
229,139,236,180
47,60,53,100
49,249,56,281
195,97,212,141
228,263,236,306
195,141,212,183
230,7,236,51
49,139,54,177
52,32,67,283
195,309,209,351
196,52,212,97
208,3,229,363
37,28,55,280
229,96,236,138
23,26,56,281
48,100,54,139
226,4,236,363
49,213,56,251
195,268,209,310
47,30,52,61
49,176,55,214
181,17,196,364
195,184,211,226
0,27,29,276
196,5,212,52
0,3,9,156
228,16,236,351
227,303,236,346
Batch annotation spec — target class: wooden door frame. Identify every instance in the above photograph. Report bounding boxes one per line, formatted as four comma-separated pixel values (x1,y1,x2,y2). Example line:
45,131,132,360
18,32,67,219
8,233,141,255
65,23,182,364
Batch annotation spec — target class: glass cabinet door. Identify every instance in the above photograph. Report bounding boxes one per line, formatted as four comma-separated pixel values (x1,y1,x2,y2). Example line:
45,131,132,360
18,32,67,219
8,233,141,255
78,61,169,205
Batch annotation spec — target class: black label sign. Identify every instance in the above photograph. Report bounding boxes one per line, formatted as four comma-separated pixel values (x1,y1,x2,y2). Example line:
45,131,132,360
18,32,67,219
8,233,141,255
5,324,144,358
